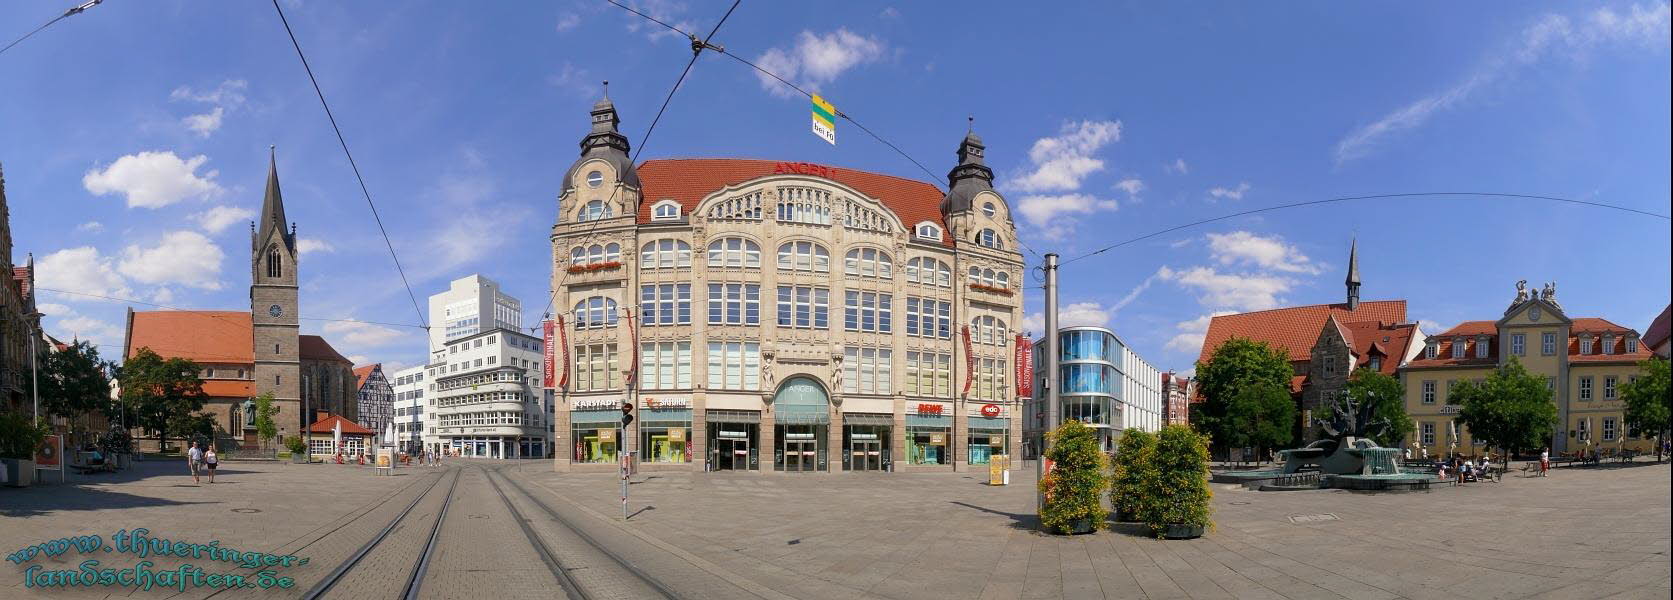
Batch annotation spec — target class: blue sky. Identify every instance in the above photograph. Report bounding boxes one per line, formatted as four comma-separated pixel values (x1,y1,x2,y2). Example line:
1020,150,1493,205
2,1,1668,374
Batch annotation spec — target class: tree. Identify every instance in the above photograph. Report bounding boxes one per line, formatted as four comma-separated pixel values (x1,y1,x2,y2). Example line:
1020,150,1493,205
254,393,278,452
1194,338,1295,453
1223,382,1296,461
1109,428,1156,521
1621,358,1671,461
119,348,207,451
1453,356,1558,471
34,341,114,433
1337,368,1414,447
1037,420,1109,534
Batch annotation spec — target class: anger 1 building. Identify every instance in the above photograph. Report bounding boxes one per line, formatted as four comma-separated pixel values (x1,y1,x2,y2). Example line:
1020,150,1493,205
548,97,1026,473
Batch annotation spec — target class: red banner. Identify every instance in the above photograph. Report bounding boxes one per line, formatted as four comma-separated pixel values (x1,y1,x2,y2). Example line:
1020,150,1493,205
1014,333,1034,399
961,325,974,397
557,315,570,389
542,319,556,389
623,308,639,387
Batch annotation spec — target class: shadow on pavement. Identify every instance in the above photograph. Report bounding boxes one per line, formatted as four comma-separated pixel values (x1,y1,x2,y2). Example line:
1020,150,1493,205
948,500,1041,531
0,486,219,518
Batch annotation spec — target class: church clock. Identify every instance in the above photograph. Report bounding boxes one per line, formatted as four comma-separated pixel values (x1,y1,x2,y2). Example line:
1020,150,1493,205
268,304,284,317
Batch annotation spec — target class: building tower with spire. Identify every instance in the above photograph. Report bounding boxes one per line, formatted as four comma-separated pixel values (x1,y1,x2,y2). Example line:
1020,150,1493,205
251,149,302,438
1345,238,1361,311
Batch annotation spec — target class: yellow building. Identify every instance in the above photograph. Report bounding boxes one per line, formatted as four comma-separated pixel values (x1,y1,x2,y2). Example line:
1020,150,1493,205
1400,282,1656,457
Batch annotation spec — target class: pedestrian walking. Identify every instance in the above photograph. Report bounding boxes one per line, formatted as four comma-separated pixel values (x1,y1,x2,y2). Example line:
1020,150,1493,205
1539,447,1550,477
187,441,204,483
203,447,218,483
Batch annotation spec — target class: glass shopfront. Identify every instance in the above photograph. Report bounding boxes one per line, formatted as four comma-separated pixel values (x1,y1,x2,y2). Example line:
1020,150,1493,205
707,410,759,470
640,407,693,464
570,409,620,464
842,413,893,471
775,424,828,472
906,412,951,465
967,416,1009,465
773,377,831,472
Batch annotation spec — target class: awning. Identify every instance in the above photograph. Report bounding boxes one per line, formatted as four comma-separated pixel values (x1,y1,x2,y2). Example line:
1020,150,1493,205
776,404,830,425
842,412,893,426
906,414,951,428
570,410,621,424
968,417,1010,430
706,409,761,424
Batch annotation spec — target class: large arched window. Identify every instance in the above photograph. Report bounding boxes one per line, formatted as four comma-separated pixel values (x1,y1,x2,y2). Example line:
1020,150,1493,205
578,200,613,222
776,241,830,272
977,228,1002,250
573,297,618,329
906,257,951,287
843,247,893,279
707,237,761,268
266,247,282,279
970,315,1008,346
569,243,621,266
640,239,692,269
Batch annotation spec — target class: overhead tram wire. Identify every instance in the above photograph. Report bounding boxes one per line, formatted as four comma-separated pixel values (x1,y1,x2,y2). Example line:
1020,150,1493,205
271,0,428,331
35,287,427,330
0,0,102,58
1058,191,1673,268
534,0,742,326
602,1,1047,261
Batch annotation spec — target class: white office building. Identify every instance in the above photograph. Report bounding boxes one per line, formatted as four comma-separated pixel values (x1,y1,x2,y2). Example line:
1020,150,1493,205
423,274,549,458
1025,326,1164,456
391,365,430,454
429,274,523,351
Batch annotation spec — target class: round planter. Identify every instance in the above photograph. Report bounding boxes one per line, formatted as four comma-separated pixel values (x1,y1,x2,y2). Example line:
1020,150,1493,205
1060,518,1096,535
1158,523,1205,539
290,453,309,464
115,453,131,469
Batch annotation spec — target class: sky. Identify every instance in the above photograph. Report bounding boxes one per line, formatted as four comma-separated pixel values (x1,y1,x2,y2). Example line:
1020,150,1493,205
2,1,1669,375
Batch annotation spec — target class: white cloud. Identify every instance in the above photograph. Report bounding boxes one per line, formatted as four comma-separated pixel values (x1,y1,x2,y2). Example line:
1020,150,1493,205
619,0,695,42
1207,182,1250,201
1164,158,1189,174
1168,238,1193,249
83,151,223,209
117,231,225,290
1011,120,1123,193
1111,270,1161,313
1335,2,1671,164
752,28,887,98
75,221,103,233
150,287,175,304
555,12,580,32
38,303,74,317
297,238,335,255
36,247,132,300
1158,265,1295,312
347,355,370,366
1164,310,1237,353
55,315,124,345
1205,231,1321,274
323,320,407,348
1015,193,1118,240
193,205,255,234
1020,301,1112,337
1114,178,1144,199
1418,319,1451,337
547,61,598,97
182,107,225,138
880,7,901,20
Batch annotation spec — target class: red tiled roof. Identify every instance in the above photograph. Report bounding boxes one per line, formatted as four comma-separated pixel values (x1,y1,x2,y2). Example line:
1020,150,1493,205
1408,317,1652,367
1343,320,1417,375
306,414,373,435
1644,305,1672,350
300,335,352,363
126,311,254,364
353,364,378,390
1409,321,1497,367
1195,300,1407,365
13,266,31,300
1569,318,1652,363
201,380,254,398
635,158,952,246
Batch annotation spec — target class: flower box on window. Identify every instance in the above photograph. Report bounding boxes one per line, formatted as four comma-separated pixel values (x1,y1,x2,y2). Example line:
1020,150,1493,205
566,261,623,274
969,283,1013,296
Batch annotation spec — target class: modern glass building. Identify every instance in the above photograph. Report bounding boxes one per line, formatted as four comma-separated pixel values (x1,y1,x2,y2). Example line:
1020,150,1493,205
1025,326,1162,456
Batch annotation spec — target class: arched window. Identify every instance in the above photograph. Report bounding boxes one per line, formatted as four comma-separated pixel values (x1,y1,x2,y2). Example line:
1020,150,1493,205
844,248,893,279
578,200,612,222
573,297,618,329
776,241,830,272
968,266,981,285
652,201,681,221
914,222,942,240
977,228,1002,249
570,247,585,264
587,244,605,264
971,315,1008,346
906,257,951,287
707,237,761,268
640,239,692,269
266,247,282,279
996,271,1009,288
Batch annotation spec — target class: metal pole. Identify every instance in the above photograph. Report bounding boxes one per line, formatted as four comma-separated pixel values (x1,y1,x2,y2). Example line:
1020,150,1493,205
1036,253,1060,517
31,322,40,428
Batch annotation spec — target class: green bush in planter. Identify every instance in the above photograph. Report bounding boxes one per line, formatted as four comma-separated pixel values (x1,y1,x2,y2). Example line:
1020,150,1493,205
1139,424,1213,537
1038,420,1109,534
285,435,307,455
0,412,48,459
1109,428,1157,522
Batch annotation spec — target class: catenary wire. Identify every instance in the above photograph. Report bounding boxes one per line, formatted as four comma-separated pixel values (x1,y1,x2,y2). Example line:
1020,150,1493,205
0,0,102,57
604,0,694,39
534,0,741,327
1059,191,1673,267
36,287,426,330
271,0,428,330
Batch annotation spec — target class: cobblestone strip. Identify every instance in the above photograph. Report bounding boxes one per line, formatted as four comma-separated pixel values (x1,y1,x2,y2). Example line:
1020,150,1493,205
306,468,461,599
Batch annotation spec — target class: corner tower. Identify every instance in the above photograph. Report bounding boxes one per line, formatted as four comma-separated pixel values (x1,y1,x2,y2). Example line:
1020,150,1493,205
251,149,302,440
940,124,1015,250
558,91,641,222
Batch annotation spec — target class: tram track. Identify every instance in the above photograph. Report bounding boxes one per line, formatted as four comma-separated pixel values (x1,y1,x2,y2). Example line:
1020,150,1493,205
301,466,462,600
484,464,680,600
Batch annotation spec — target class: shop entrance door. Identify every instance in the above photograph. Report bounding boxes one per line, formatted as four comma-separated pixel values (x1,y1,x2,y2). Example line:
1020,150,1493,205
784,440,818,472
851,439,882,471
715,438,749,470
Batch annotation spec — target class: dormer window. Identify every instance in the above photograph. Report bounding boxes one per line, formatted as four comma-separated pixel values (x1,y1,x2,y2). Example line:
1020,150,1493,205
1602,334,1615,355
914,222,942,240
1475,337,1489,358
1627,337,1638,353
1369,356,1382,371
977,228,1002,249
982,202,996,218
651,200,681,221
1451,337,1465,359
1425,341,1437,359
1580,336,1594,355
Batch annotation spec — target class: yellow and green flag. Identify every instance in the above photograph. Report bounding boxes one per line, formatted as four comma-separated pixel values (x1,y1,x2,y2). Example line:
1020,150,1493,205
811,94,836,145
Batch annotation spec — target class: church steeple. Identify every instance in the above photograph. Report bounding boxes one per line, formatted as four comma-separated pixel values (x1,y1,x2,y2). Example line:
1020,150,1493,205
256,147,295,253
1345,238,1361,311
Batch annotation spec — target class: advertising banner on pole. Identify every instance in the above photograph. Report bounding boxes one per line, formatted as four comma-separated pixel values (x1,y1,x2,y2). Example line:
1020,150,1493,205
1014,334,1034,399
811,94,837,145
961,325,974,396
543,319,556,389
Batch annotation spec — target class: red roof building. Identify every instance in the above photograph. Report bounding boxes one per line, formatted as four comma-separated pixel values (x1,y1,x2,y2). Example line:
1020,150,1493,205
304,413,375,457
1643,304,1671,358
